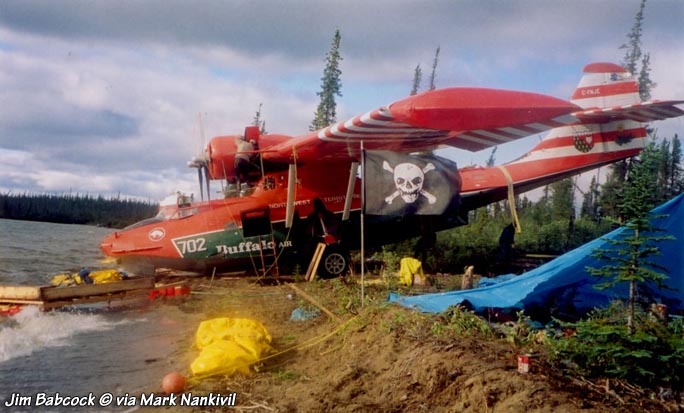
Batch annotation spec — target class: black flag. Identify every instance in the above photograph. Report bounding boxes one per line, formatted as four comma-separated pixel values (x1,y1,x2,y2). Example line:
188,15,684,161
363,150,461,216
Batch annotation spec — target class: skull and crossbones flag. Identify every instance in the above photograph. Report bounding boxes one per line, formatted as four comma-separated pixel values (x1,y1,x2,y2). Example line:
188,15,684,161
363,150,461,216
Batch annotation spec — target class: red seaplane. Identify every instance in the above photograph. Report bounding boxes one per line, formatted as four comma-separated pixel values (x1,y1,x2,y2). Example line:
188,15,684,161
101,62,684,277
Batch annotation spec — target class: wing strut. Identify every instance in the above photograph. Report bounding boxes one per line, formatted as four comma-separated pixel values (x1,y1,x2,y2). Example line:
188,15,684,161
495,165,522,233
342,162,359,221
285,164,297,228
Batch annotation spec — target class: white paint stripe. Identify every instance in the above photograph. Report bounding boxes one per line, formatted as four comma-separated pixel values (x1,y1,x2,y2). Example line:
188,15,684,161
571,93,639,109
318,133,447,142
576,73,632,88
339,122,438,134
508,137,646,164
360,110,399,126
458,134,499,147
471,129,515,142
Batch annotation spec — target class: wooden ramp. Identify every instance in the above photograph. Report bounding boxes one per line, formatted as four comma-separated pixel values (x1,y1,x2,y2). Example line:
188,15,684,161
0,277,155,310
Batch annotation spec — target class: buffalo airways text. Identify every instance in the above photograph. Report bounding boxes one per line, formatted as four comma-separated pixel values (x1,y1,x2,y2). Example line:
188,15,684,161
173,237,293,257
216,240,293,255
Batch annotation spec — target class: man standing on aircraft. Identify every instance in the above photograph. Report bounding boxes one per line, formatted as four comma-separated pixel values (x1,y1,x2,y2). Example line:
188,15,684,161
234,135,255,188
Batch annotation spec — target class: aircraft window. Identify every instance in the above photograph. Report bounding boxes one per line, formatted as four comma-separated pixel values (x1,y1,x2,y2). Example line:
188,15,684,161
156,210,173,220
123,215,165,230
263,176,275,190
171,208,197,220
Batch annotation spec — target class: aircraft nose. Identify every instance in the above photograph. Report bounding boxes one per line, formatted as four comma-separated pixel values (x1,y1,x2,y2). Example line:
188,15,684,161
100,232,119,255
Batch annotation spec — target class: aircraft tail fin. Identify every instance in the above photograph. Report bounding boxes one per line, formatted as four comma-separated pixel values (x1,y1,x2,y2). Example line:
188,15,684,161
503,62,683,188
570,62,684,122
570,62,640,109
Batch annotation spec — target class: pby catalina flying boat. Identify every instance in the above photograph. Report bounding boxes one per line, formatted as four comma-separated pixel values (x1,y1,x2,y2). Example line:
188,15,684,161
101,62,684,277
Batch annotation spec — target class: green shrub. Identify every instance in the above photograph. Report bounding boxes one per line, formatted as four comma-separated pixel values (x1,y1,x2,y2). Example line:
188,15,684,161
549,302,684,390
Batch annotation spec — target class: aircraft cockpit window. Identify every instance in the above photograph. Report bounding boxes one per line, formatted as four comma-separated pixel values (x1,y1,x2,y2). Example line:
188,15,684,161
171,208,197,220
123,216,165,230
155,209,173,220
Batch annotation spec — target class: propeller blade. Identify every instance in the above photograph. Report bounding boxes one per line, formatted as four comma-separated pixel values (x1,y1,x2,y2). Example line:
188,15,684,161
204,165,211,201
197,167,204,201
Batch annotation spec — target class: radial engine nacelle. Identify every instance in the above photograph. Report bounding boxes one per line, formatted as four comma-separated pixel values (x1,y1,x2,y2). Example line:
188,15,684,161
191,126,292,181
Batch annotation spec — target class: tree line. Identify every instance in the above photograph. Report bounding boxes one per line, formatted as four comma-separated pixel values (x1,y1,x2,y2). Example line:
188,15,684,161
385,133,680,275
0,192,158,228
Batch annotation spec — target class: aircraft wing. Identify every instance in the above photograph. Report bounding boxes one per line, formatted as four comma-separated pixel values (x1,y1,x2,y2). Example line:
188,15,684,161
574,100,684,123
262,88,580,162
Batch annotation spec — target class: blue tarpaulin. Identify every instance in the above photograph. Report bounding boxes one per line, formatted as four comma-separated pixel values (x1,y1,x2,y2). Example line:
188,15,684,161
390,195,684,317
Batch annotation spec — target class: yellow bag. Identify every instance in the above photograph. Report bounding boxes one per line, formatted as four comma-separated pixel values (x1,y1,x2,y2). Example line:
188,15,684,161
191,340,253,376
51,273,79,286
191,318,272,377
399,257,425,286
88,269,123,284
51,269,123,286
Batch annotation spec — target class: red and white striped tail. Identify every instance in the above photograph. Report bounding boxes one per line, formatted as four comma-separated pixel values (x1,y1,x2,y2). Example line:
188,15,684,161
570,62,640,109
509,62,683,176
570,62,684,122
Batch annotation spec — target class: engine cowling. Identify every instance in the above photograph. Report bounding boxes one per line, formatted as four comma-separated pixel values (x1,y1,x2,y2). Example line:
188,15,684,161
203,129,293,180
206,135,240,180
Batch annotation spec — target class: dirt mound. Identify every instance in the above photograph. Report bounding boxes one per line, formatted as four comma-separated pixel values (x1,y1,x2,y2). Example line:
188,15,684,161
253,308,599,413
168,277,657,412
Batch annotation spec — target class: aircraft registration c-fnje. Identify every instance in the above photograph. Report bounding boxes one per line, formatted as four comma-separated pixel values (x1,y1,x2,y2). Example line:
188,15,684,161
100,62,684,278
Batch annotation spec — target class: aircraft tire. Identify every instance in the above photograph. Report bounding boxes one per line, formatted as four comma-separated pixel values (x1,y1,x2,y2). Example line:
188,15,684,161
318,245,350,279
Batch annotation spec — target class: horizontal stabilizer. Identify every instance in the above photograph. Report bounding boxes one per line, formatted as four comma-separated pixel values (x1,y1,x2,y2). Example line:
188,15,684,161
574,100,684,123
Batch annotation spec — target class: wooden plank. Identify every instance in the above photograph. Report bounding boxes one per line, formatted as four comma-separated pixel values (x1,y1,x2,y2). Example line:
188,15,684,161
41,289,150,310
41,277,155,301
0,285,43,301
287,283,342,323
305,243,326,282
0,298,45,305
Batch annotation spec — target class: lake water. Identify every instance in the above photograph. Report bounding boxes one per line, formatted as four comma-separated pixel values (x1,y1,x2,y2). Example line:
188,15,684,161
0,219,197,412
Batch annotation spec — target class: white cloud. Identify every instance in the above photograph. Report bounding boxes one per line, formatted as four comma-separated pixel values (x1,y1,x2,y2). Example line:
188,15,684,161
0,0,682,202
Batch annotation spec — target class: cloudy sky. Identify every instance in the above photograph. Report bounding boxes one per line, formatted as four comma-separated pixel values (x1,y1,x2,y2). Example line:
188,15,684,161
1,0,683,201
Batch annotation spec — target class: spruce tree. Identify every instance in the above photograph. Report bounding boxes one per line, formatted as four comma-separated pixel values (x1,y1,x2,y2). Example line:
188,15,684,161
600,0,657,218
620,0,655,100
550,178,574,221
428,46,440,91
252,103,267,134
671,135,683,195
589,142,674,331
410,64,422,95
310,29,343,131
599,159,630,220
485,147,497,168
656,138,671,201
580,176,600,220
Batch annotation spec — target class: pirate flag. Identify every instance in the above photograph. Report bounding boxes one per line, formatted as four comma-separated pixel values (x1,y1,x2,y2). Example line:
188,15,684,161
363,150,461,216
